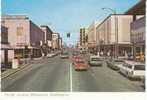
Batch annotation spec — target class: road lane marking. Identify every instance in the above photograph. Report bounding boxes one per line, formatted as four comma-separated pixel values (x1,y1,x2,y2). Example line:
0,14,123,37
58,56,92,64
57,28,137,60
70,63,73,92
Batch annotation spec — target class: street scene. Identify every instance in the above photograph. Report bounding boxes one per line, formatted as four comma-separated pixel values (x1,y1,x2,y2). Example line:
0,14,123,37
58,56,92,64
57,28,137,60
1,0,146,92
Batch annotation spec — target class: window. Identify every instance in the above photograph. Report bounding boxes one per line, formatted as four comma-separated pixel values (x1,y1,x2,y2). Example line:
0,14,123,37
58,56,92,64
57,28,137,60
127,64,132,69
17,27,23,36
114,60,124,64
91,58,101,61
134,65,145,70
123,63,132,69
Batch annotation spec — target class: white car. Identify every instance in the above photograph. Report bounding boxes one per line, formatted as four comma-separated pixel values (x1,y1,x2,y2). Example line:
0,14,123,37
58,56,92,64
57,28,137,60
118,61,145,79
47,53,56,58
107,58,124,70
89,56,103,66
60,52,69,59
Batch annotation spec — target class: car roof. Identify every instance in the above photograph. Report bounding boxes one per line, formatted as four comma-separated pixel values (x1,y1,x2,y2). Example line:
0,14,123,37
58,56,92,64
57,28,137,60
112,58,124,61
90,55,100,58
125,60,145,65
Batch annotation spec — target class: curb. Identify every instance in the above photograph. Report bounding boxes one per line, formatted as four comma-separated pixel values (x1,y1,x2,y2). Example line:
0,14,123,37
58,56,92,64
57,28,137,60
1,63,31,79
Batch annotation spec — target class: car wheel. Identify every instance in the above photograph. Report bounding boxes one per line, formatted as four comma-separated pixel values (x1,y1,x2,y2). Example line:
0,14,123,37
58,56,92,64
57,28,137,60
126,71,130,78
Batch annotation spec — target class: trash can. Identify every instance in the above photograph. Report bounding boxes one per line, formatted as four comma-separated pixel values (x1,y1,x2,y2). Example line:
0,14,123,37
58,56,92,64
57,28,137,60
12,59,19,69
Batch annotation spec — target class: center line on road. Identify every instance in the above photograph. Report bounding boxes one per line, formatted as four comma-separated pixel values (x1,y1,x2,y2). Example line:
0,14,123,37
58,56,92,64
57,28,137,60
70,63,73,92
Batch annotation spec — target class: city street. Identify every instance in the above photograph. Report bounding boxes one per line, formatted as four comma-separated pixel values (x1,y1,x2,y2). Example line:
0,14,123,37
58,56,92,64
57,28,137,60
1,54,144,92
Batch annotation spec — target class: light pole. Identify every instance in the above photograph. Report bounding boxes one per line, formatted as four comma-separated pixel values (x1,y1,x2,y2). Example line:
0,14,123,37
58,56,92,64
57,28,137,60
102,8,118,58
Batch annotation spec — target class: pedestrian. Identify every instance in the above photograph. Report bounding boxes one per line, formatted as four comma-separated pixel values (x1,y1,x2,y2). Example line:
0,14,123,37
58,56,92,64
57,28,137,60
97,51,100,57
100,51,103,56
107,51,110,57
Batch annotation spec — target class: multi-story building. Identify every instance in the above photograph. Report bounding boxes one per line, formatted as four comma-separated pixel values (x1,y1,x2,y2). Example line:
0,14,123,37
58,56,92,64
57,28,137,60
87,21,99,53
40,25,53,44
125,0,145,20
96,14,133,56
131,16,145,61
52,33,60,50
2,15,45,59
1,25,13,68
79,28,88,50
125,0,145,61
40,25,53,53
59,37,63,50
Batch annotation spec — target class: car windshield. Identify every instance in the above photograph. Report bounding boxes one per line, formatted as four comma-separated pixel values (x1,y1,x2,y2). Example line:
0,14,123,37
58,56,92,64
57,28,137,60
76,59,84,63
114,60,124,63
123,63,132,69
62,52,68,55
91,58,101,61
73,53,79,56
134,65,145,70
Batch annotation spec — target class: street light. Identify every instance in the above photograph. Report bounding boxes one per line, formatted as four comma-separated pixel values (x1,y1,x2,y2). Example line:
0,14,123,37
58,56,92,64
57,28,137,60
102,7,118,58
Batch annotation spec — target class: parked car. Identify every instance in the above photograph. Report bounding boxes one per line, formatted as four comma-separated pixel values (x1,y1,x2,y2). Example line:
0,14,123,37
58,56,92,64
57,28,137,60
107,58,124,70
47,53,56,58
60,52,69,59
118,61,145,79
73,58,88,71
1,63,6,72
140,76,145,89
89,56,103,66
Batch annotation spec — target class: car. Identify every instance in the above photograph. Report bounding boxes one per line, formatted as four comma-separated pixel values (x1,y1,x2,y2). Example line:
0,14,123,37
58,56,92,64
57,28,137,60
1,63,6,72
73,58,88,71
118,61,145,79
72,51,80,56
60,52,69,59
47,53,56,58
140,76,145,89
107,58,124,70
89,56,103,66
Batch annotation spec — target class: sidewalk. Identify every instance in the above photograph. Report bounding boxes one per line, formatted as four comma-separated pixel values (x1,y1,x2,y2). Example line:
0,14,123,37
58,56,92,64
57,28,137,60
1,56,47,79
1,63,31,79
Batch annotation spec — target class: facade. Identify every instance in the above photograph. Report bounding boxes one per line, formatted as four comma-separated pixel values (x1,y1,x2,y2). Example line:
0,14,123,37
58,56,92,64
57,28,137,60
40,25,53,43
52,33,60,50
79,28,88,50
96,14,133,56
40,25,53,54
59,37,63,50
131,16,145,60
87,21,99,53
1,25,13,68
125,0,145,16
2,15,45,58
125,0,145,61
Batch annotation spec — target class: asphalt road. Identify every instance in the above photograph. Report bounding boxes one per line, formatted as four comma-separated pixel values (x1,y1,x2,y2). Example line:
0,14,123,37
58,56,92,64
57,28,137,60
1,55,144,92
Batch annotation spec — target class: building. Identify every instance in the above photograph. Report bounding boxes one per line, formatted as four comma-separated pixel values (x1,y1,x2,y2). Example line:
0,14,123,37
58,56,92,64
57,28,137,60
96,14,133,57
40,25,53,44
52,33,60,50
1,25,13,69
125,0,145,61
2,15,45,59
125,0,145,18
59,37,63,50
79,28,88,50
40,25,53,54
87,21,99,53
131,16,145,60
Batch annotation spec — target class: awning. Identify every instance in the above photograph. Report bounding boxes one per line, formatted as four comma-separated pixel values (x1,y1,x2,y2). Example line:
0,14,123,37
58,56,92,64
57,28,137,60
14,46,40,49
1,44,13,50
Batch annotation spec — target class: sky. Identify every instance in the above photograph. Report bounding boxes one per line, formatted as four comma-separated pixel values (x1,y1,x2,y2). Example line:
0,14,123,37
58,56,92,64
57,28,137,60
2,0,140,45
